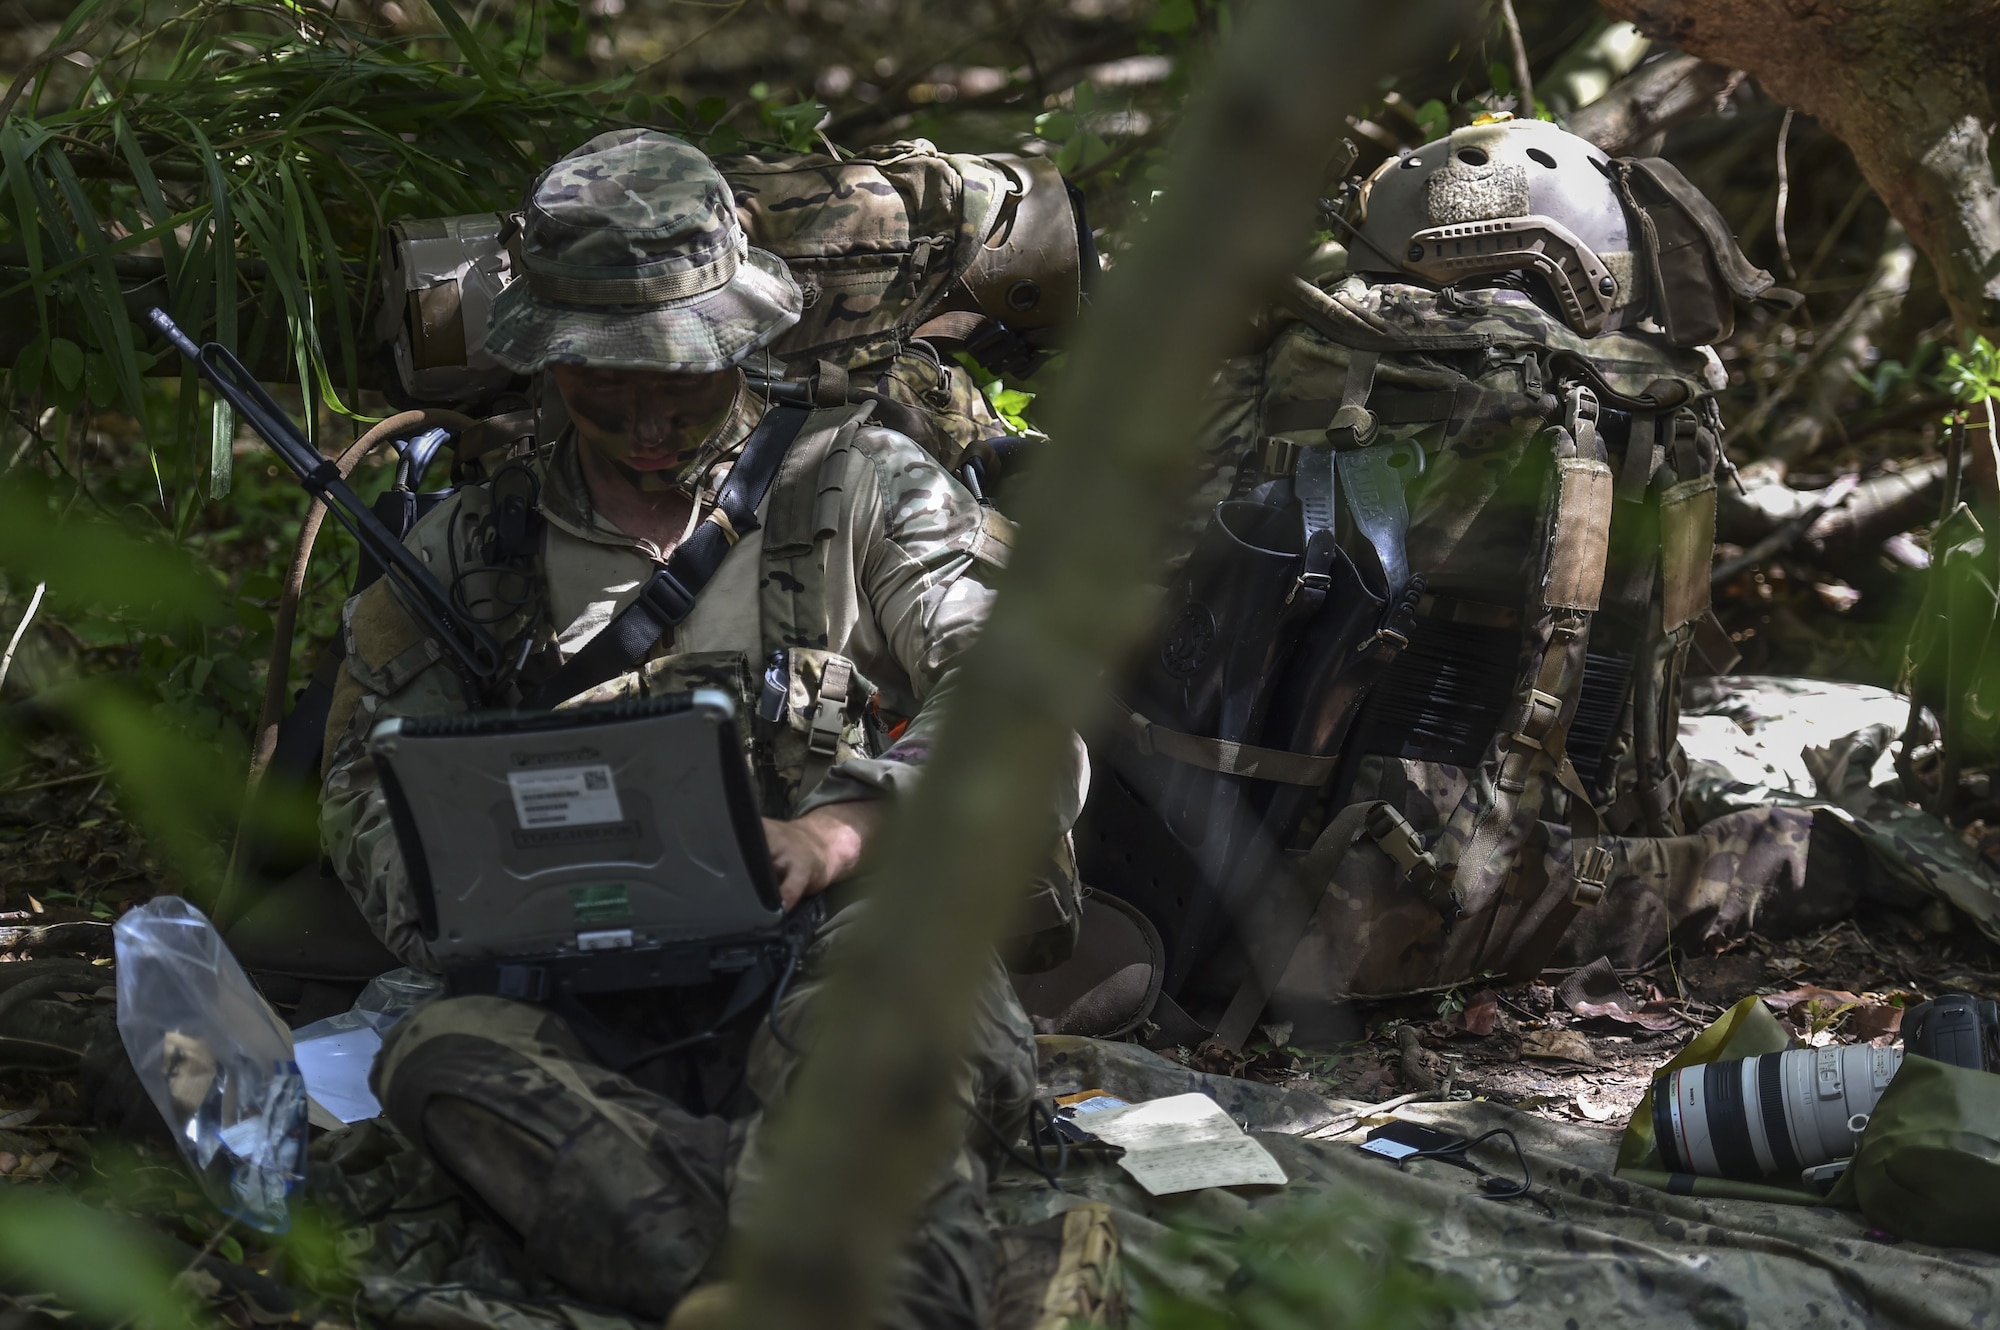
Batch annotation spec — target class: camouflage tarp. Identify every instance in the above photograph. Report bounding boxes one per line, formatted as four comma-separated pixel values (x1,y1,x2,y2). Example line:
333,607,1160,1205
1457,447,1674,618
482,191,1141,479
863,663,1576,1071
1680,674,2000,945
993,1038,2000,1330
309,1026,2000,1330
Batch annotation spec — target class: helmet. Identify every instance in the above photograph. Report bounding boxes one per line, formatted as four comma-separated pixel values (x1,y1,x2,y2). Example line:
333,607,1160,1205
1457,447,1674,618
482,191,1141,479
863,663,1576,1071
1350,117,1638,337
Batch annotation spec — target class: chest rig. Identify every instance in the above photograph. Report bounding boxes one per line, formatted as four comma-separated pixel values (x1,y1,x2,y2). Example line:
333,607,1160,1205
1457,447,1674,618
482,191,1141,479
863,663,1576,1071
444,400,892,818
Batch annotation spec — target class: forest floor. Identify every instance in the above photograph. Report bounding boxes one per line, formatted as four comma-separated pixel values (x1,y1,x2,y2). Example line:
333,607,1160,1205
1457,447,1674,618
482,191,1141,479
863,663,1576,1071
1193,899,2000,1137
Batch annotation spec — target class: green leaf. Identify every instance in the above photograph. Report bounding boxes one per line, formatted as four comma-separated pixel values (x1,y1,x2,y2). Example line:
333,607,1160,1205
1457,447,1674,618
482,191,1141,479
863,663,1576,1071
0,1190,199,1330
11,334,47,398
424,0,506,92
0,476,224,628
48,337,83,390
1148,0,1198,35
696,95,728,126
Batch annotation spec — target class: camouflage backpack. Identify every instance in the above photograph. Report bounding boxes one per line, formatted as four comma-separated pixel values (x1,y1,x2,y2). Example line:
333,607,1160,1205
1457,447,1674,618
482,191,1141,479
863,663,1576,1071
377,139,1089,473
1077,120,1787,1046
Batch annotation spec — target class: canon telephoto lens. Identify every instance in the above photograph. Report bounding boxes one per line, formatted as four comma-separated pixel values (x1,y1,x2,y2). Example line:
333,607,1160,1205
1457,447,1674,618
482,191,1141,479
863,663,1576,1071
1653,1044,1903,1181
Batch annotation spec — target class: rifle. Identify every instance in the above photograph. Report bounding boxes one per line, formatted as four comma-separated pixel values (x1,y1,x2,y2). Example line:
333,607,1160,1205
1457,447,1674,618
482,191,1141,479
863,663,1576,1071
147,308,509,705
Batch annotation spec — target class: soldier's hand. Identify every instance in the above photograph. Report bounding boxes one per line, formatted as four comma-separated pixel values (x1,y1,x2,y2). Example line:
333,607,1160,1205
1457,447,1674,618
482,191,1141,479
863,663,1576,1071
763,802,885,910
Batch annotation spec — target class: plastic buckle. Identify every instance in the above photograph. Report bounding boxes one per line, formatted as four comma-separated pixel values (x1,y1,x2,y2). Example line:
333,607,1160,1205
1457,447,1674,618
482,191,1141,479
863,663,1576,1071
808,696,845,756
1511,688,1563,750
1261,435,1301,478
638,568,698,626
1570,845,1613,907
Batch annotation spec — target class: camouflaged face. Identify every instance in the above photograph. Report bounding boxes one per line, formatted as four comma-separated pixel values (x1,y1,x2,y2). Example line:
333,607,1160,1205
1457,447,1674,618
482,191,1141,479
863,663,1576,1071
486,129,802,373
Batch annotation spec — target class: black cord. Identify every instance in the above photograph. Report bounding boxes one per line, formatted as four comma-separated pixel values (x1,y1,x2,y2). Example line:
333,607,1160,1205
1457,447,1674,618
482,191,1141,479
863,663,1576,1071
961,1095,1066,1192
765,939,806,1057
1395,1127,1533,1202
616,1026,721,1076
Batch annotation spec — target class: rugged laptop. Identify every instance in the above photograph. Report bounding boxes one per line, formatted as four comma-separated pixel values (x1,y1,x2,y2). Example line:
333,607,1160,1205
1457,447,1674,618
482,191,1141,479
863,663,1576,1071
368,690,790,999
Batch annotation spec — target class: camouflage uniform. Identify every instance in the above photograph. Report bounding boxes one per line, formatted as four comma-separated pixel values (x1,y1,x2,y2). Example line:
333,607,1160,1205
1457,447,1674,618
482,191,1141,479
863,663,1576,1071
318,130,1076,1328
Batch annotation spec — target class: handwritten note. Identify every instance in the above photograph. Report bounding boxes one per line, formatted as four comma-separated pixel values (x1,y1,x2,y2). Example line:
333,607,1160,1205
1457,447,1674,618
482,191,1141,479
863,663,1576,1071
1072,1092,1287,1195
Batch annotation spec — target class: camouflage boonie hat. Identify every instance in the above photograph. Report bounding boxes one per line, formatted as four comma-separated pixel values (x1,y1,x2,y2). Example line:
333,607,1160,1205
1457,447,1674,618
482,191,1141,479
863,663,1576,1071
486,129,801,373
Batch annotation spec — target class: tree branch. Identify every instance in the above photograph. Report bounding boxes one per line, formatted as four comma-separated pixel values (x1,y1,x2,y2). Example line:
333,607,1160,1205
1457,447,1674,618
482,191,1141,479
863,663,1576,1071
723,1,1468,1326
1602,0,2000,338
1564,51,1743,155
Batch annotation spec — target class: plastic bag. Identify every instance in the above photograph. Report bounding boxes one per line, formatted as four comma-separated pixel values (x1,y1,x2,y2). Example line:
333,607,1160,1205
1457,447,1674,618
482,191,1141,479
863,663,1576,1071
292,967,443,1125
114,897,305,1232
294,967,442,1042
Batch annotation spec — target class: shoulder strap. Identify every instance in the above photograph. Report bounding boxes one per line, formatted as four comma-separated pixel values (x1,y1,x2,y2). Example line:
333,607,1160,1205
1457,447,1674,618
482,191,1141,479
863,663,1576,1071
527,403,812,710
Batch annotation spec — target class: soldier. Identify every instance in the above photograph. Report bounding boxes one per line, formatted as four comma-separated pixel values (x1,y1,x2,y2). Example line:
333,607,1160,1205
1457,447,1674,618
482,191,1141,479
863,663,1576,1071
318,129,1081,1328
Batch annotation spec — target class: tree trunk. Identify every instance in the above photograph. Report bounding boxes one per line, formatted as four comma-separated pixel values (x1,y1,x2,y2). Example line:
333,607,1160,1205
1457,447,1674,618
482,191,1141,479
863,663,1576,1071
723,1,1467,1326
1601,0,2000,339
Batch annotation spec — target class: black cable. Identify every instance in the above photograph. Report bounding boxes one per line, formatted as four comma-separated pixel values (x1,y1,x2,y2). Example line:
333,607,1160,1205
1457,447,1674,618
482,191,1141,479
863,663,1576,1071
765,939,806,1058
617,937,809,1078
961,1094,1066,1192
614,1026,721,1076
1395,1126,1533,1201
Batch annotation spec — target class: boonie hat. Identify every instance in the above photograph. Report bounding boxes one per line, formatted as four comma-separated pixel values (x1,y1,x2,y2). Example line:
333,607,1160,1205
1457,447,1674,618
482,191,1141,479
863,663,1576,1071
485,129,801,373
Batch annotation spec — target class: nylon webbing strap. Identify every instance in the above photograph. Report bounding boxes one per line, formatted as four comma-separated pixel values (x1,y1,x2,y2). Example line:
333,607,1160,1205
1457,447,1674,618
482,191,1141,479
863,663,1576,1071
1213,802,1376,1052
1120,704,1338,786
1325,349,1380,447
528,404,812,709
798,656,853,795
1213,797,1456,1052
1445,613,1585,918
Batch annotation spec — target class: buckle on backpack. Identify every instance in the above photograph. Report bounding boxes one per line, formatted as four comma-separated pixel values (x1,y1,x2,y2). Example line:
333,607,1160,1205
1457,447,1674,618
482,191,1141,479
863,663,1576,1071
1570,845,1613,906
1285,569,1333,605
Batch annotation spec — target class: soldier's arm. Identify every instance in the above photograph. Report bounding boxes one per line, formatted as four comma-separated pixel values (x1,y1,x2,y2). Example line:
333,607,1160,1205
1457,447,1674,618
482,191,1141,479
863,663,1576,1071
795,426,1089,832
319,574,475,971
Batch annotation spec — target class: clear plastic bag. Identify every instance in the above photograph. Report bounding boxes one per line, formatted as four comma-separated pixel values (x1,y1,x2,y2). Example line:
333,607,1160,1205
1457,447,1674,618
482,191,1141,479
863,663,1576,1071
113,897,305,1232
291,967,443,1125
293,966,443,1042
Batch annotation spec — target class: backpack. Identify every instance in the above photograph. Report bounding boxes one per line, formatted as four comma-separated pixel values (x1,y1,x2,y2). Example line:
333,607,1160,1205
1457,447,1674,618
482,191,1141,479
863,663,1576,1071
375,141,1089,473
1077,269,1743,1045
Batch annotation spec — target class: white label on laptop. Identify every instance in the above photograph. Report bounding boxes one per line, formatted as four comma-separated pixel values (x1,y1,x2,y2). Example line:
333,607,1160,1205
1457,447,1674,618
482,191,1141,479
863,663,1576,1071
508,764,622,828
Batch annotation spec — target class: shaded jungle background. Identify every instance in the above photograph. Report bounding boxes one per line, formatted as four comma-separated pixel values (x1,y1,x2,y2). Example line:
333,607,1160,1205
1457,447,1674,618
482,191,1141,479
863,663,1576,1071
0,0,1996,1325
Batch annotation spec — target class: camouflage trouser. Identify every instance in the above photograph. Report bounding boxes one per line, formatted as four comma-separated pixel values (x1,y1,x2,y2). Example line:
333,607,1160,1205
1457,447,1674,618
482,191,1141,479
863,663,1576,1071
370,906,1038,1327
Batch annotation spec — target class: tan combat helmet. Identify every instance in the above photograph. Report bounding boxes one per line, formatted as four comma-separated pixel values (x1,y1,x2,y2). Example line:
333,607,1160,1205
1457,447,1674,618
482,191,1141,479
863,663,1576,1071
1350,116,1639,337
1348,114,1789,347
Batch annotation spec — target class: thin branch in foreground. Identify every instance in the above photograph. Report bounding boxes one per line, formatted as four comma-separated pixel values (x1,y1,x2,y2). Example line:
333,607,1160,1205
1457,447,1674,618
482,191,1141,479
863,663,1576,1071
0,583,48,697
724,1,1469,1328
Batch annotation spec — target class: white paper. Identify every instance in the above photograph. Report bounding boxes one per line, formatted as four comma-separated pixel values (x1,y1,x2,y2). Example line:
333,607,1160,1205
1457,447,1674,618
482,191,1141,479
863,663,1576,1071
1070,1093,1287,1196
293,1027,384,1124
1078,1093,1246,1147
1117,1137,1290,1194
507,765,622,829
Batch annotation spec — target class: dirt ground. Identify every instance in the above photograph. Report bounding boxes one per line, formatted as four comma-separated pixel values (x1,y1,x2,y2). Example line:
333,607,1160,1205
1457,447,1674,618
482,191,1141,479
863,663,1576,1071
1170,897,2000,1138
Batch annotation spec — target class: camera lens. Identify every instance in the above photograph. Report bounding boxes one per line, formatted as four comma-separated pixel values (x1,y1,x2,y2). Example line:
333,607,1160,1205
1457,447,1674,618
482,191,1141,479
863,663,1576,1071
1653,1044,1903,1181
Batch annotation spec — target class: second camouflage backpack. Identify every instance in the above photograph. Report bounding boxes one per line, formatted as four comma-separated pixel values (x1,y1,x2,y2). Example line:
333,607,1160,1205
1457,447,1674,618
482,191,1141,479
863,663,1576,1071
1078,117,1794,1045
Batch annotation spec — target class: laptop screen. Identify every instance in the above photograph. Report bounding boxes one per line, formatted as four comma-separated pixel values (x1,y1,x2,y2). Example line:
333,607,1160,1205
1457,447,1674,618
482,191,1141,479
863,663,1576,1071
369,690,782,980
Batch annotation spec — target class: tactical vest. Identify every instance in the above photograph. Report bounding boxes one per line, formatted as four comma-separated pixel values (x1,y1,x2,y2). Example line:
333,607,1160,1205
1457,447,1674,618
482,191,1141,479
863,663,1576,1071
1080,273,1739,1034
405,403,908,815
